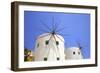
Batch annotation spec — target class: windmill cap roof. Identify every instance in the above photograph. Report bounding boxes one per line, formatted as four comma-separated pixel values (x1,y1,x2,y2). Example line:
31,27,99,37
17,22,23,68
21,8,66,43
66,47,80,50
37,33,64,41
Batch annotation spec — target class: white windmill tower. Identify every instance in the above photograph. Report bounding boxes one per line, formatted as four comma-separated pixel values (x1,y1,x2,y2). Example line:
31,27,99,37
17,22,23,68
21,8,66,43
65,42,83,60
34,32,65,61
34,18,66,61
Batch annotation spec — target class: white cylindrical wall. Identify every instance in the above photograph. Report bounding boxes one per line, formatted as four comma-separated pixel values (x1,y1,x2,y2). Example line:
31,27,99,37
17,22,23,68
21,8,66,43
34,33,65,61
65,47,83,59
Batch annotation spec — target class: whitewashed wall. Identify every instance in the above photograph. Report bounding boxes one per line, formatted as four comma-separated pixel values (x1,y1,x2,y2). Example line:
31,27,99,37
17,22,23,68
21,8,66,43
35,33,65,61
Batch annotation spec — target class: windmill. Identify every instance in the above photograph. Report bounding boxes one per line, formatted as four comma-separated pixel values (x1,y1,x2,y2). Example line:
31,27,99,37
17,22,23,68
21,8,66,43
65,41,83,60
34,17,66,61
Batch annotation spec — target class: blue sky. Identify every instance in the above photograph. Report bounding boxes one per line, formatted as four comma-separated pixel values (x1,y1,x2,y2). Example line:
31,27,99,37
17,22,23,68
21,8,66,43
24,11,90,59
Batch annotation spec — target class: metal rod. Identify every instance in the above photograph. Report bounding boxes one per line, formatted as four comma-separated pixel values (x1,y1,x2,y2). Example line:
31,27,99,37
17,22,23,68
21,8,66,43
40,20,51,32
55,34,64,42
53,35,60,58
56,33,68,37
46,34,53,58
38,28,50,33
56,26,67,33
38,33,51,39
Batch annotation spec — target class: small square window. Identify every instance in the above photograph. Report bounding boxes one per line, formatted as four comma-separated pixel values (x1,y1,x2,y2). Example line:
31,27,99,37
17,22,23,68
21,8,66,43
73,51,75,55
57,57,59,60
37,43,39,48
56,41,59,45
45,40,49,45
44,57,47,61
78,52,80,55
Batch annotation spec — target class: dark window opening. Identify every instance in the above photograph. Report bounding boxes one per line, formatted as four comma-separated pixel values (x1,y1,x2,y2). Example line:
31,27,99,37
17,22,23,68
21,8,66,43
56,41,59,45
57,57,60,60
73,51,75,55
45,40,49,45
44,57,47,61
78,52,80,55
37,43,39,48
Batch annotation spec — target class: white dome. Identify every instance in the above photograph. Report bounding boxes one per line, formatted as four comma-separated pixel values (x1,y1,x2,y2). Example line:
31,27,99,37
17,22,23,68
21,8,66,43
34,33,65,61
65,47,83,60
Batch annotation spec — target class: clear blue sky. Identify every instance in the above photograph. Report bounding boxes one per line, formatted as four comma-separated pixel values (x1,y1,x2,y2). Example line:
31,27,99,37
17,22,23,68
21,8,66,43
24,11,90,59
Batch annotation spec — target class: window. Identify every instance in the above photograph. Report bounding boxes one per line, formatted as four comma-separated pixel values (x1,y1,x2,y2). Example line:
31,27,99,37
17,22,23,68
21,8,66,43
57,57,59,60
78,52,80,55
45,40,49,45
73,51,75,55
56,41,59,45
37,43,39,48
44,57,47,61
